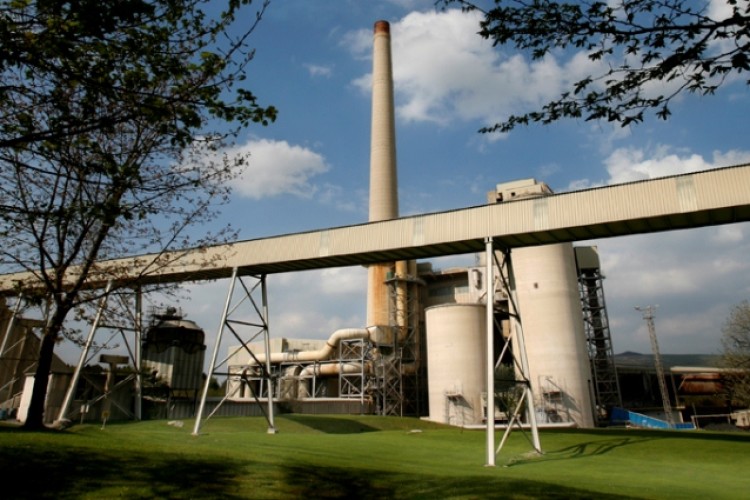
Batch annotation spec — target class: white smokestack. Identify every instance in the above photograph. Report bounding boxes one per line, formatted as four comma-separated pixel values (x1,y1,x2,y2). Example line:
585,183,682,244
366,20,398,327
368,20,399,222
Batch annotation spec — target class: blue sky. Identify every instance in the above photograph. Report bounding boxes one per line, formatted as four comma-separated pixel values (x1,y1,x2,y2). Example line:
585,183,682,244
67,0,750,364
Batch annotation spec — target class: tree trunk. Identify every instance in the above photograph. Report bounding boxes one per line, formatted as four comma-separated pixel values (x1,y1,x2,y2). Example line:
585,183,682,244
23,322,62,430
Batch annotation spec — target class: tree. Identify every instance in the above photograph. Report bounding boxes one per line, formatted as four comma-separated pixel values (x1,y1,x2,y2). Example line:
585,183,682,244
441,0,750,131
720,300,750,409
0,0,276,429
494,364,525,421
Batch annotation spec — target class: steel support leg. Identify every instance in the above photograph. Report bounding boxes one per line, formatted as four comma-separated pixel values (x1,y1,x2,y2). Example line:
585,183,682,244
56,281,113,423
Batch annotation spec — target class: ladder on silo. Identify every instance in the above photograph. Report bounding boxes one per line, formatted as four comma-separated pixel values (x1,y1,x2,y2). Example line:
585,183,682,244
577,267,622,425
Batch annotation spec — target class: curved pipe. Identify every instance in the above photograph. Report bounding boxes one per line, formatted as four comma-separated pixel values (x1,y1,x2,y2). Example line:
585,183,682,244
297,360,416,378
247,325,388,365
300,362,370,378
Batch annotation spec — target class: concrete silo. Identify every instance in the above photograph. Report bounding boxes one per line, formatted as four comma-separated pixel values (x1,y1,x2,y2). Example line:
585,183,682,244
141,308,206,404
425,303,487,426
489,179,595,427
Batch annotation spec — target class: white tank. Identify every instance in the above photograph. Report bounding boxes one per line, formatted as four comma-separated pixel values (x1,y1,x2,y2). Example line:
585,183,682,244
425,303,486,426
511,243,595,427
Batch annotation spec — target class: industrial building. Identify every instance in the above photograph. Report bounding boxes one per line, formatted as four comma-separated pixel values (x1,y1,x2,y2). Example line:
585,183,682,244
0,304,208,424
218,21,609,429
221,178,617,429
1,20,749,432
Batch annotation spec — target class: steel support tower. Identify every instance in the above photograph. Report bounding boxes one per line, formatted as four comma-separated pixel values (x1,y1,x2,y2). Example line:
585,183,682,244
193,270,276,435
578,267,622,424
380,268,423,416
338,337,369,410
636,305,675,427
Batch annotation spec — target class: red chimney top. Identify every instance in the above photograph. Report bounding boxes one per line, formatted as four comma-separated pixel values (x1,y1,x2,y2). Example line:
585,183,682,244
374,20,390,35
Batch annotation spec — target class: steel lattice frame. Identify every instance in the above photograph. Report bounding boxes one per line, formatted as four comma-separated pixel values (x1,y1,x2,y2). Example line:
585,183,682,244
192,269,276,435
578,267,622,424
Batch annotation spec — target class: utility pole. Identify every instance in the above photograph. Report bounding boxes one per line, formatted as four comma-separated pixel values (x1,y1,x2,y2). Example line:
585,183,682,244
635,306,674,428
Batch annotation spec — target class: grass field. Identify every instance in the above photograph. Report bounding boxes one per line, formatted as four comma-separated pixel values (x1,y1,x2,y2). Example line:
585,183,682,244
1,415,748,499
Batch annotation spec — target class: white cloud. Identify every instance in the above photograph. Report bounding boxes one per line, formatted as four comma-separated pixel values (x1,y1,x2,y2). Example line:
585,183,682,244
304,63,333,78
575,146,750,354
604,146,714,183
347,10,603,129
228,138,330,199
569,146,750,189
316,183,363,213
344,5,749,143
591,221,750,354
708,0,734,19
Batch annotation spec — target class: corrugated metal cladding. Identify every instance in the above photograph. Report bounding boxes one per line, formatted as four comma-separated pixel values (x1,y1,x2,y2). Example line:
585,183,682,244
533,197,549,231
698,167,750,206
412,216,425,246
422,206,488,245
1,164,749,292
676,176,698,212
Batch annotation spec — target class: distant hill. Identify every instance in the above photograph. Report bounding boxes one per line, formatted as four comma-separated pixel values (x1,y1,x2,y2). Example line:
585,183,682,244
614,352,722,370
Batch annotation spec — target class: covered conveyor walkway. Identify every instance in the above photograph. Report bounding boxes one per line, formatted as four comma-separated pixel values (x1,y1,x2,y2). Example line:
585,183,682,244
1,164,749,292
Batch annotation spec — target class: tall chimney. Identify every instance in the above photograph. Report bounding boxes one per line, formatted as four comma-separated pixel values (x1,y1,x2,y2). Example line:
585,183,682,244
366,20,398,327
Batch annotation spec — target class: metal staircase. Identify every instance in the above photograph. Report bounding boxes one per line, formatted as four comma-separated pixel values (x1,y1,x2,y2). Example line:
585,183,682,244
577,259,622,425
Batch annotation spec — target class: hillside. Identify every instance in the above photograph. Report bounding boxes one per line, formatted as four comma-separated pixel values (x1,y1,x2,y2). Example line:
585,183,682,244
614,352,722,370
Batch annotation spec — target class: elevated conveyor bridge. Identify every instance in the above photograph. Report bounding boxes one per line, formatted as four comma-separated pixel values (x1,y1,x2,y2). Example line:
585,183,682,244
1,164,749,292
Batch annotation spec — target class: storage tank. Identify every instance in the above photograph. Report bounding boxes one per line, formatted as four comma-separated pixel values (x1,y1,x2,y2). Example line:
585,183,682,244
141,309,206,394
425,303,486,426
511,244,595,427
487,178,595,428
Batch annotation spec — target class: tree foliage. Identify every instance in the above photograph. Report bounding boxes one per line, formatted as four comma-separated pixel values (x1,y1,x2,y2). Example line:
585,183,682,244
494,363,526,419
721,300,750,409
441,0,750,131
0,0,276,428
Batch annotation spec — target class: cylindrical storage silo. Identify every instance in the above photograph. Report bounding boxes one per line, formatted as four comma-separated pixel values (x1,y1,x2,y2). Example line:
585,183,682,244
425,303,486,426
141,315,206,393
511,243,595,427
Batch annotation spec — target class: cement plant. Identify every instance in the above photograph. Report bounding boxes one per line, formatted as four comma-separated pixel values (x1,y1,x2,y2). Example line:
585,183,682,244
1,21,749,438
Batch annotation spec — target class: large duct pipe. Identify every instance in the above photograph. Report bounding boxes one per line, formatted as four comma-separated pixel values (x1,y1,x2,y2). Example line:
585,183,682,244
300,362,370,378
366,20,399,327
245,326,389,365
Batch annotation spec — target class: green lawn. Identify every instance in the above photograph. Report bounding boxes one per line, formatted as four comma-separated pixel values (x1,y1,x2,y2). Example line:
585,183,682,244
1,415,748,499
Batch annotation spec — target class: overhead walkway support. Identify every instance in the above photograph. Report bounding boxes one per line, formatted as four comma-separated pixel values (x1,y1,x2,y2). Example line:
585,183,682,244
192,270,276,435
490,242,542,465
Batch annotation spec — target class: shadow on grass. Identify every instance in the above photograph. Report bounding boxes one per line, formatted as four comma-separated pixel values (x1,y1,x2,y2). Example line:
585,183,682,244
277,414,380,434
0,445,248,499
499,431,660,468
554,426,750,443
659,429,750,442
280,462,637,499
